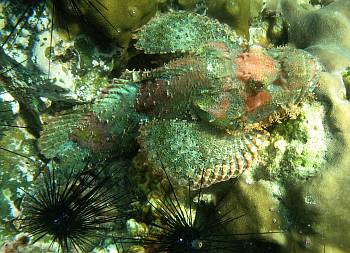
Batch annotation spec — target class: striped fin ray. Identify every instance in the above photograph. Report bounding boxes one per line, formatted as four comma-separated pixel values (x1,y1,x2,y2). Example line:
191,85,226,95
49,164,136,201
91,81,144,154
191,130,268,189
93,81,140,124
138,119,269,189
39,82,143,161
38,105,90,158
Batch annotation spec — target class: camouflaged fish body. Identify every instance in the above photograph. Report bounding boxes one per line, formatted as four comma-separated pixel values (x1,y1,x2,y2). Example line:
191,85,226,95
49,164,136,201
37,12,322,188
139,119,269,189
136,42,319,189
135,11,242,54
38,82,143,170
135,12,322,188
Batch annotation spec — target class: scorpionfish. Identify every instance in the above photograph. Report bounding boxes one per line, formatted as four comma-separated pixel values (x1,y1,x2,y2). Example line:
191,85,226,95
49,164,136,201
37,12,322,189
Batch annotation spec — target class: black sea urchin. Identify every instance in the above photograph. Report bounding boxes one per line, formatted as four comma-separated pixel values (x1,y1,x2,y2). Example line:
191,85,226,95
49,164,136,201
132,167,283,253
19,164,130,252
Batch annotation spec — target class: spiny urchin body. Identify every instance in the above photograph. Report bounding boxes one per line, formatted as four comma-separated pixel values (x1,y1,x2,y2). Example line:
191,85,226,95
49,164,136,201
130,168,282,253
19,165,130,252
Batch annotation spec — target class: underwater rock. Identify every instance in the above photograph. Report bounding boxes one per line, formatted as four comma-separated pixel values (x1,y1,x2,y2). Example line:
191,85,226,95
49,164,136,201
80,0,158,47
281,0,350,72
206,0,251,38
259,1,350,251
206,0,264,38
303,72,350,252
248,4,289,47
0,2,122,107
0,48,56,132
176,0,203,9
0,235,35,253
256,102,328,181
31,35,117,102
214,179,285,245
272,2,350,248
1,33,117,104
342,67,350,99
126,218,148,237
252,70,350,253
1,0,158,49
0,101,42,233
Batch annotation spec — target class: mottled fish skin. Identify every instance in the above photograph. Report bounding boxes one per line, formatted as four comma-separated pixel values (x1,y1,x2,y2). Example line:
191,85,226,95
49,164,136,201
38,82,143,170
135,41,243,125
134,12,322,188
37,12,322,189
135,43,322,131
138,119,269,189
136,42,321,188
135,11,241,54
38,105,90,159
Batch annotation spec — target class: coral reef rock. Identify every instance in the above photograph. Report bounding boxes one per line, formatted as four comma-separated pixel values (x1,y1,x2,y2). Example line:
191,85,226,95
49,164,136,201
281,0,350,72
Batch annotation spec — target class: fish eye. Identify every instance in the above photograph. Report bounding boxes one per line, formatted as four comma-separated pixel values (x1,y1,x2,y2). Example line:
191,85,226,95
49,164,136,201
191,239,203,249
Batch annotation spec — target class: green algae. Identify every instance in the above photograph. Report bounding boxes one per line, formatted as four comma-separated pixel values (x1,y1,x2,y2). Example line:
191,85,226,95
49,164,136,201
341,67,350,100
0,118,42,237
80,0,158,47
206,0,251,38
256,102,328,181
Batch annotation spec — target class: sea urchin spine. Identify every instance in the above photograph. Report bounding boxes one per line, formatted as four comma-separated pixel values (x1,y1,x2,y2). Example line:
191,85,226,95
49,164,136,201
19,164,129,252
